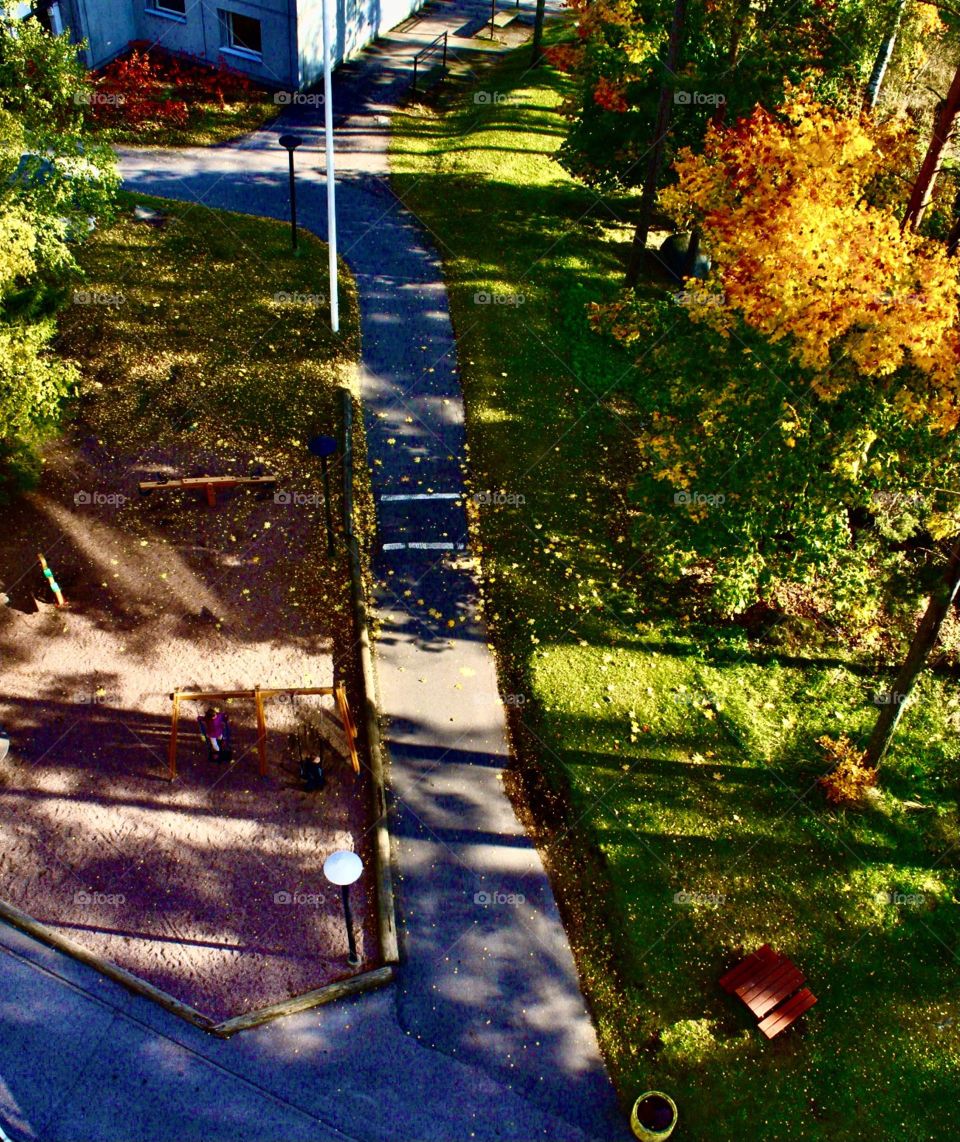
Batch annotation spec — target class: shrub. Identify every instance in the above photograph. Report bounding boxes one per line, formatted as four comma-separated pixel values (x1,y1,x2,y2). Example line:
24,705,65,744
817,734,878,805
89,45,261,132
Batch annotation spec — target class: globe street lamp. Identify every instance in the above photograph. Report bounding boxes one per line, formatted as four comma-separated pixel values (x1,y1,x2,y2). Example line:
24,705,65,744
278,133,303,251
323,849,363,966
308,434,338,556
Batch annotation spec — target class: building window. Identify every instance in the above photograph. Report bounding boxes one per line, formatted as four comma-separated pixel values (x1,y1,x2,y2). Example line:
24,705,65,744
154,0,187,13
218,9,262,57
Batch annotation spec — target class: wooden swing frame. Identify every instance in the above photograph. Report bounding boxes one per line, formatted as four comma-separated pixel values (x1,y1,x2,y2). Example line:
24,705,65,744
168,683,360,781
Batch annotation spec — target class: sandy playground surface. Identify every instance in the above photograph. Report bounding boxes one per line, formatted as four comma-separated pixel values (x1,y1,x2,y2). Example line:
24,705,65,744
0,433,378,1021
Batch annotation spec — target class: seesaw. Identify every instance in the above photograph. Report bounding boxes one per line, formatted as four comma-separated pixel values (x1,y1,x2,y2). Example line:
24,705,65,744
138,474,278,507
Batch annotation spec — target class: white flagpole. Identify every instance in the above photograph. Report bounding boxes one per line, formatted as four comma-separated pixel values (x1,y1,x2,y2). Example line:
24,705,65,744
322,0,340,334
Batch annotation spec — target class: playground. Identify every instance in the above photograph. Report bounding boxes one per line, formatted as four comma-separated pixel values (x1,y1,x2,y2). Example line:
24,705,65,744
0,195,378,1022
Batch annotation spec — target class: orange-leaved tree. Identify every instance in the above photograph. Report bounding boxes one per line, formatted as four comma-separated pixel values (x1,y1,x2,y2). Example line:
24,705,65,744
609,87,960,775
660,88,960,428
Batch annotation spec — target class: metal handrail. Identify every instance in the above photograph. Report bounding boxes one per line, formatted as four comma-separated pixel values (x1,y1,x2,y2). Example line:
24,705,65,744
412,31,448,93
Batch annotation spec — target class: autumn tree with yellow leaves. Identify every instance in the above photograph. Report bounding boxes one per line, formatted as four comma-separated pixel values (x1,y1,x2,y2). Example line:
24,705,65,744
660,89,960,426
595,92,960,619
595,89,960,771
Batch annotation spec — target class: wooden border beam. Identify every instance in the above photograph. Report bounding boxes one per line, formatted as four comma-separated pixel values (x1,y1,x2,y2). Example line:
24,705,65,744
254,685,267,777
169,690,181,781
335,682,361,775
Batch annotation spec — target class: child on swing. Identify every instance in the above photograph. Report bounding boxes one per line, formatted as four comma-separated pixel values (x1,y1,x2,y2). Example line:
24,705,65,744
199,707,232,764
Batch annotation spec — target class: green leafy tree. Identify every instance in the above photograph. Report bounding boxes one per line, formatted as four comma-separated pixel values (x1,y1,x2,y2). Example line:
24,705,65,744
595,291,960,622
0,4,117,493
556,0,893,191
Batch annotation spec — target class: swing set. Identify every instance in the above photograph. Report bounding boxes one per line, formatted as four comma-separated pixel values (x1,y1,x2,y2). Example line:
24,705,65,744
167,683,360,781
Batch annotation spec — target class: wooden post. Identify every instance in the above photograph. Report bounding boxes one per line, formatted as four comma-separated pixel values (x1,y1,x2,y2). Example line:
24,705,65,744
336,683,361,774
255,685,267,777
37,553,65,607
169,691,181,781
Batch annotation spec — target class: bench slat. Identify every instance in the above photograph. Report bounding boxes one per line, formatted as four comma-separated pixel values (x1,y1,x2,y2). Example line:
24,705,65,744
738,965,805,1019
718,944,777,993
735,959,801,1002
757,988,818,1039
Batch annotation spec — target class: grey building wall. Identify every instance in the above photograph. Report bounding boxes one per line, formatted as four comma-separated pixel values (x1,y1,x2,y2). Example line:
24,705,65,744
61,0,425,90
140,0,300,88
296,0,426,88
61,0,137,66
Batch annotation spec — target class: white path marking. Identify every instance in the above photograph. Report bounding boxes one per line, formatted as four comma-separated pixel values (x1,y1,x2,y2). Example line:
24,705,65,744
382,542,467,552
380,492,461,502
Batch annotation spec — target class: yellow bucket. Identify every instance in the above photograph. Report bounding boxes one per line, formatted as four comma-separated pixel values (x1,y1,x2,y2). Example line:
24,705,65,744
630,1092,677,1141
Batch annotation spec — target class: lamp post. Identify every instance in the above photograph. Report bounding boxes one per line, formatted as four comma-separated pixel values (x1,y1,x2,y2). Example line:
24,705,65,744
307,434,338,555
323,849,362,966
321,0,340,333
278,133,303,251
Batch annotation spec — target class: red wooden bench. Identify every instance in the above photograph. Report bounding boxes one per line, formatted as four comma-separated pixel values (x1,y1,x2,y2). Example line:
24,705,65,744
737,960,806,1019
720,946,817,1040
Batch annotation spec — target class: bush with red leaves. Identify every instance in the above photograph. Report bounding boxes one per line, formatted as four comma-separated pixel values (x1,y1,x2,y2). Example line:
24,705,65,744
89,44,261,130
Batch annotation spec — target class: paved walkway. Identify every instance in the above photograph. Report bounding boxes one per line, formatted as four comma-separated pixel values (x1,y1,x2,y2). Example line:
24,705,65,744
1,5,628,1139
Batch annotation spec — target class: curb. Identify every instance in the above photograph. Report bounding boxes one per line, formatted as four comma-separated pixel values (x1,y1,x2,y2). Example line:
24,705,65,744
341,386,400,965
0,897,394,1037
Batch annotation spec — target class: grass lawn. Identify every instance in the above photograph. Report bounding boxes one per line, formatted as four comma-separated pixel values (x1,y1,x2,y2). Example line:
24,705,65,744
99,100,277,148
391,35,960,1142
59,190,358,444
55,190,362,666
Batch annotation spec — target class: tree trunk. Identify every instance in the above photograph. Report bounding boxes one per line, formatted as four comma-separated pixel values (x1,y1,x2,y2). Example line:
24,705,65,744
948,211,960,255
864,0,907,111
711,0,749,130
902,61,960,231
863,535,960,768
531,0,547,67
625,0,687,286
